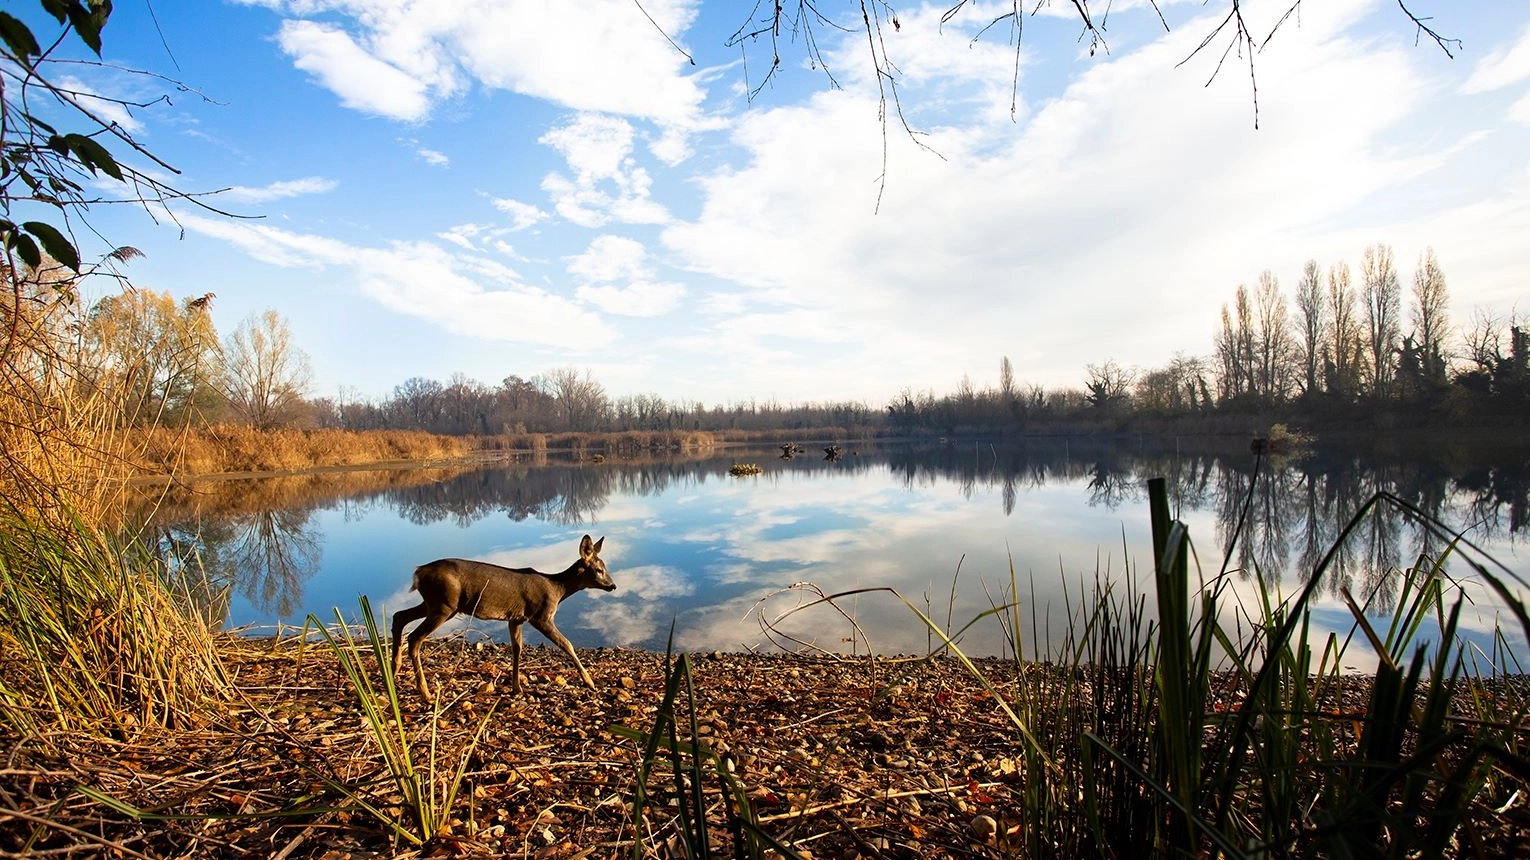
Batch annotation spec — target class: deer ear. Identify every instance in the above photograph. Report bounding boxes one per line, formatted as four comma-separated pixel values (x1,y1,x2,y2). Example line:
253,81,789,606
592,536,605,555
580,534,594,556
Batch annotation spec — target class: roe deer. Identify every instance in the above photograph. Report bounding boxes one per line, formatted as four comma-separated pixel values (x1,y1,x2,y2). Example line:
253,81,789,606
391,534,616,703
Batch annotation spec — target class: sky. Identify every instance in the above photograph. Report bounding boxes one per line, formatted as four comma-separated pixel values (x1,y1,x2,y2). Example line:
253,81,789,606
24,0,1530,408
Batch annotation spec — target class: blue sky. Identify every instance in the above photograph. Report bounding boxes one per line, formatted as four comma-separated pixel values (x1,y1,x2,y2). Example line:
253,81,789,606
28,0,1530,407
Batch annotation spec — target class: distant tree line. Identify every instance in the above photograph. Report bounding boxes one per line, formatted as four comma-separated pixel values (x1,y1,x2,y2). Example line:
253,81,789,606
308,368,880,436
68,242,1523,442
887,243,1529,436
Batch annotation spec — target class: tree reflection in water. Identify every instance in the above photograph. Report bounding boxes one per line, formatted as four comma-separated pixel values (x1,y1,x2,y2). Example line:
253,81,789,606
134,441,1527,641
889,437,1526,618
224,508,322,616
142,507,322,620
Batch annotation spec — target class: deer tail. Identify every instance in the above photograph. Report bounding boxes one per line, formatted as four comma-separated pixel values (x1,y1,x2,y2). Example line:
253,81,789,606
409,566,424,593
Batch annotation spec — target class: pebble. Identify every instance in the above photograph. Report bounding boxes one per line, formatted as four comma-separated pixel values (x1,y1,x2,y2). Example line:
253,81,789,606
970,814,998,841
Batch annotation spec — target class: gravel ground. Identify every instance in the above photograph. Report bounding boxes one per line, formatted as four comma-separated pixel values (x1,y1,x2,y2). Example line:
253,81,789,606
1,638,1526,858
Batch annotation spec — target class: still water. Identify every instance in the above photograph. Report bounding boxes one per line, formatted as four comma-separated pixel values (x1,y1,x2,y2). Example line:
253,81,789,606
142,438,1529,667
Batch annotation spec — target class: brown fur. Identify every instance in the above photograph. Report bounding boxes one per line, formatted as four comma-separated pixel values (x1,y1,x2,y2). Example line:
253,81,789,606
390,534,615,703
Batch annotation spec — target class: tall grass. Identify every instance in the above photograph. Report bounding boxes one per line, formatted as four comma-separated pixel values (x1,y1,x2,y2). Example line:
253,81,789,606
2,263,230,738
0,504,229,737
302,597,492,846
1,260,134,520
610,633,804,859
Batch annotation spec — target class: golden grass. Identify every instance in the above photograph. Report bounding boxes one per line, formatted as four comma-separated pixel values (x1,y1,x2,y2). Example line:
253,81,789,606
1,269,133,520
129,425,477,476
126,427,732,477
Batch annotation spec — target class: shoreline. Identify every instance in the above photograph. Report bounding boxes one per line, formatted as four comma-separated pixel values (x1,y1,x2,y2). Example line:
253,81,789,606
7,636,1526,858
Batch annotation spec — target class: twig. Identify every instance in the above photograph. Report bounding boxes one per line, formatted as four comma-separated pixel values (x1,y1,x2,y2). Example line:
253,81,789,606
0,807,160,860
756,780,1004,822
269,823,315,860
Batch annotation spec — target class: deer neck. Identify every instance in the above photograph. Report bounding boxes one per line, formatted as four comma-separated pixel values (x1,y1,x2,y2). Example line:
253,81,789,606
548,561,588,597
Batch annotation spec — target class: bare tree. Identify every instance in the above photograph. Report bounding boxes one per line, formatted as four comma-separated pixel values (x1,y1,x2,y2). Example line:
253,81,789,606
1294,259,1327,397
438,372,492,435
1361,244,1401,398
1134,365,1180,415
1460,308,1505,374
1216,304,1239,401
1215,285,1257,401
1254,270,1295,402
540,367,610,431
1326,261,1367,400
1170,353,1211,411
221,310,312,429
1084,360,1135,413
1411,247,1451,384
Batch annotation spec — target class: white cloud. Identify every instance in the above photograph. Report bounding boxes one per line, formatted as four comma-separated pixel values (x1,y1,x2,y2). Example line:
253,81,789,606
649,125,693,165
181,215,356,269
540,114,636,181
1463,22,1530,93
436,0,706,123
416,147,449,166
490,197,549,231
275,20,440,121
564,236,684,316
610,564,693,599
576,280,687,317
433,222,533,260
246,0,705,123
182,213,613,347
436,223,483,250
539,114,672,227
540,173,612,228
1511,91,1530,126
565,235,649,282
56,76,144,133
574,599,666,647
220,176,338,203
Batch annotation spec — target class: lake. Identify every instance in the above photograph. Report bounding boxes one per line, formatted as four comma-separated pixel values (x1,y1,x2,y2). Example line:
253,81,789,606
139,437,1529,669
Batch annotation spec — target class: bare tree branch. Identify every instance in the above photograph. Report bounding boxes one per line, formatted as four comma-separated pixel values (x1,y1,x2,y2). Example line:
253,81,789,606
1396,0,1461,58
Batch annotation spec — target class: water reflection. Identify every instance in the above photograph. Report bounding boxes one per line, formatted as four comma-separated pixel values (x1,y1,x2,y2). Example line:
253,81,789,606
134,440,1528,660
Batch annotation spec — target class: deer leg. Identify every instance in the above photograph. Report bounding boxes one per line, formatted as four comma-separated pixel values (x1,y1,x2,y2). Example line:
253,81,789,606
405,610,452,705
532,618,595,689
391,603,428,675
508,622,524,694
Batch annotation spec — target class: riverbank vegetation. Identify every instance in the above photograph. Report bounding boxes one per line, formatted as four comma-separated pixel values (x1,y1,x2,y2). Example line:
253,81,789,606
127,426,870,478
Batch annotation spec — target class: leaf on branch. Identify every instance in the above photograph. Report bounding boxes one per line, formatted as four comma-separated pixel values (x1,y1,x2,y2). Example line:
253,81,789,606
0,12,41,64
39,0,71,24
64,133,124,180
65,0,112,56
6,231,42,270
25,114,60,136
22,220,81,270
